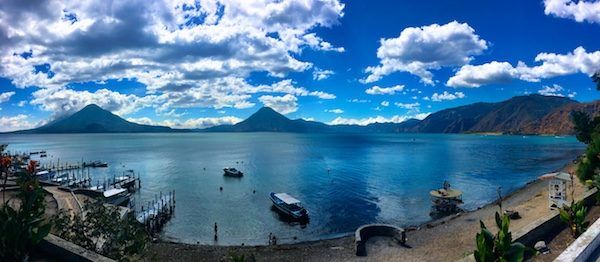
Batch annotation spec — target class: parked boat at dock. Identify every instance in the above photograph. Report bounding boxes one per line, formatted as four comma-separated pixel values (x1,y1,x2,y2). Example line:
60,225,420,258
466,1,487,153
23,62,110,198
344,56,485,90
223,167,243,177
269,192,309,219
103,188,131,207
83,161,108,168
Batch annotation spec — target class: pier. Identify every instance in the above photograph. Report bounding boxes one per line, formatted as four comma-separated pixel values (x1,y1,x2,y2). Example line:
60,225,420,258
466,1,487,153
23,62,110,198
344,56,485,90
136,191,176,235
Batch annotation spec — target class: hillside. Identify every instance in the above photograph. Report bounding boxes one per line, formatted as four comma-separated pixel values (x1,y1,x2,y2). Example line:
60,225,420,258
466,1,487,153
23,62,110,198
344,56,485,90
206,95,597,135
15,104,176,133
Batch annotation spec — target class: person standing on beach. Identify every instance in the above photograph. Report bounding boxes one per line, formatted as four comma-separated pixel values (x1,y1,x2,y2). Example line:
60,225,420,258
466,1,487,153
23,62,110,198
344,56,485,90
214,222,218,241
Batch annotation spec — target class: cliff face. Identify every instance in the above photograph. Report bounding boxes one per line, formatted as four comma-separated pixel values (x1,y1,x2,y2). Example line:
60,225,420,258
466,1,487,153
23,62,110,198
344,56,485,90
532,101,600,135
412,95,580,134
467,95,575,134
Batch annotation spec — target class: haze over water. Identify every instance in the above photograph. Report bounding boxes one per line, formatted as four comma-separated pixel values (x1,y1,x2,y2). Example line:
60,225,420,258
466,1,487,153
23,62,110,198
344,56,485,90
0,133,585,245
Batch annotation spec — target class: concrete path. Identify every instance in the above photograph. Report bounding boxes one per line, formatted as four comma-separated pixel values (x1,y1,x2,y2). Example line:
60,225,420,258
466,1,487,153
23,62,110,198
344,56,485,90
45,186,82,217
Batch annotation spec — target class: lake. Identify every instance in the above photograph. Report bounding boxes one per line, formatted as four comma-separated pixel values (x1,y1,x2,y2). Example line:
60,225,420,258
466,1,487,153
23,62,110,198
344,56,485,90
0,133,585,245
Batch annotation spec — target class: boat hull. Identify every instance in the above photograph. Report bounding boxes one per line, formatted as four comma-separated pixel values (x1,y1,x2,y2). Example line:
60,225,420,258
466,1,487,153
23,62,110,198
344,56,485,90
223,168,243,177
269,192,308,219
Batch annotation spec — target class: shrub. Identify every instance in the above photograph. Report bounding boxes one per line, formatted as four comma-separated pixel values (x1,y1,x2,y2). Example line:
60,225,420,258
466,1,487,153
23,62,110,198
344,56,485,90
559,200,589,238
474,212,526,262
0,161,52,260
53,200,148,260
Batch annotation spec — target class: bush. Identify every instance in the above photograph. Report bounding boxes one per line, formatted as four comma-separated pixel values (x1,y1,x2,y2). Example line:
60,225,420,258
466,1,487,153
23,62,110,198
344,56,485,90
576,135,600,182
474,212,526,262
0,161,52,261
53,200,148,260
559,200,589,238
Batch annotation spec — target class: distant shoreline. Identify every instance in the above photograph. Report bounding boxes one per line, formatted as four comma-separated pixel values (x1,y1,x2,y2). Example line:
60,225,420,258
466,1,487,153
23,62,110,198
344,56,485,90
1,131,576,136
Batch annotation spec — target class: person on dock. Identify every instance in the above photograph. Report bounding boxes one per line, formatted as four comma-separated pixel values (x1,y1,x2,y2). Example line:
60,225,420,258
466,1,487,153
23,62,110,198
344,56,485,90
214,222,218,241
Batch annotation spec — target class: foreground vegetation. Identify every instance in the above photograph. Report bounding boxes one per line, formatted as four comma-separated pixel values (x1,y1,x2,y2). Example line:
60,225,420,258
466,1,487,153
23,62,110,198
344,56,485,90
0,158,51,260
53,201,148,260
0,145,148,261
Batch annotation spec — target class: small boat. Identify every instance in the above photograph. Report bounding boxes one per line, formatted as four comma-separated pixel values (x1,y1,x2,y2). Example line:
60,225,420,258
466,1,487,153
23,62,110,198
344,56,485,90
103,188,130,206
113,175,136,189
83,161,108,168
223,167,243,177
430,181,463,216
269,192,309,219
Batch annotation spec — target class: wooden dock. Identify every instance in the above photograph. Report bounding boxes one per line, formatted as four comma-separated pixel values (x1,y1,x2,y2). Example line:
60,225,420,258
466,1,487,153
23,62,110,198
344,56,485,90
136,191,176,235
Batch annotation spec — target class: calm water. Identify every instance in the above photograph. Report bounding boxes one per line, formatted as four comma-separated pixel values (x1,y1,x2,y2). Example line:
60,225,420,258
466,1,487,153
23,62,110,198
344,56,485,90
0,133,585,245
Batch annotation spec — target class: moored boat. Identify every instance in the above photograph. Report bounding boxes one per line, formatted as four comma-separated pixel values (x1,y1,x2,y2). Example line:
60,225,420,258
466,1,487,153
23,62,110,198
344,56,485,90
430,181,463,216
269,192,308,219
223,167,243,177
103,188,131,206
83,161,108,168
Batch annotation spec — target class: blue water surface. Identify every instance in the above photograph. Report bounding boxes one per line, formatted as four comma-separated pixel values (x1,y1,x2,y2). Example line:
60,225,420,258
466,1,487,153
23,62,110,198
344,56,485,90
0,133,585,245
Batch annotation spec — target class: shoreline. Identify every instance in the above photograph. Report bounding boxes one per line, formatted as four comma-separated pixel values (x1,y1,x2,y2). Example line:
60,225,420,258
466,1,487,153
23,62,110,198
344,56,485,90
145,158,585,261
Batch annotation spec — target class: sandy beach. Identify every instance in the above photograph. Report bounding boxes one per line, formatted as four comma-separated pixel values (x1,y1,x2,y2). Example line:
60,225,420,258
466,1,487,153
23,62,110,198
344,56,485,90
144,159,594,262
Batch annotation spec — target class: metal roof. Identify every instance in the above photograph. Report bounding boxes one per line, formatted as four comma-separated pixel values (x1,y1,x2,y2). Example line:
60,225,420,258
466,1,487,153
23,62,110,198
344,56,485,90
103,188,127,198
539,172,572,181
274,193,301,205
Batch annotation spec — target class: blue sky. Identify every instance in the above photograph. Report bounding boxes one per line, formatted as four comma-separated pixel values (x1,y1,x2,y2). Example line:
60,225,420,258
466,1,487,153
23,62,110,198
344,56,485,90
0,0,599,130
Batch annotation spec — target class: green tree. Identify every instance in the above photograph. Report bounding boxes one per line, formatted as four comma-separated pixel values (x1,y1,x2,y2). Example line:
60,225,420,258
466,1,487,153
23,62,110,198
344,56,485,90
572,72,600,182
53,200,148,260
474,212,526,262
576,134,600,182
571,111,600,145
0,161,52,260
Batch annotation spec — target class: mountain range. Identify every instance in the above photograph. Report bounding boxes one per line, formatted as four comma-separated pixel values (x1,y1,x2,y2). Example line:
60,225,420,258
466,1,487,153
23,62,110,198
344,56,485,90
10,94,600,135
13,104,176,133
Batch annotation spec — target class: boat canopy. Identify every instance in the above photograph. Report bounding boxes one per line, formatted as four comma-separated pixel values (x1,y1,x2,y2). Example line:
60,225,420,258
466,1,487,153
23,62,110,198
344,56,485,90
274,193,301,205
539,172,571,181
430,188,462,199
103,188,127,198
36,170,49,176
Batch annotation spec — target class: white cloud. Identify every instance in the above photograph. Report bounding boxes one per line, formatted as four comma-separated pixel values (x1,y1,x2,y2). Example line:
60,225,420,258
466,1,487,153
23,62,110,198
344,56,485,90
347,98,370,103
258,94,298,114
329,112,429,126
380,101,389,107
127,116,242,129
0,91,15,103
0,0,344,114
365,85,404,95
537,84,577,98
447,47,600,87
544,0,600,24
30,87,152,119
27,77,336,118
426,91,465,102
325,108,343,114
17,100,26,107
312,68,334,80
0,114,42,132
394,102,420,110
363,21,487,85
447,61,518,88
